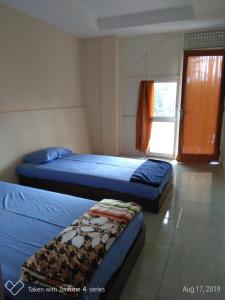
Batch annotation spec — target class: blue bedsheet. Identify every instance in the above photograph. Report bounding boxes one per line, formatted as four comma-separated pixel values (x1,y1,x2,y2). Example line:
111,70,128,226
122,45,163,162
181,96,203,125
0,181,143,300
16,154,173,201
130,159,172,186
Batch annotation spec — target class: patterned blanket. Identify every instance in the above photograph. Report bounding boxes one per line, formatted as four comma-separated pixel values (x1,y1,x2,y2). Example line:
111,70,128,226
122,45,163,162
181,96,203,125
20,199,142,297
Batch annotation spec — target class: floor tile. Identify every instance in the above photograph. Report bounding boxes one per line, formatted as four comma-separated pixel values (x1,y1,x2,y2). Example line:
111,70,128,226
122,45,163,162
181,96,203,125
144,212,177,248
172,218,225,260
121,163,225,300
123,243,169,297
180,203,225,229
159,249,225,300
157,198,181,223
174,165,225,203
119,289,155,300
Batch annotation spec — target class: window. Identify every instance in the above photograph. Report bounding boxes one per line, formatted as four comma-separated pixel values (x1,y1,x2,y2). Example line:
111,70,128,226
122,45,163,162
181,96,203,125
154,82,177,117
149,81,178,157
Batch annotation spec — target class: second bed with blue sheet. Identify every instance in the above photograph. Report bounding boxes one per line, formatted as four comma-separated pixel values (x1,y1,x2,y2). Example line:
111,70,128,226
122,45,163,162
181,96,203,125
16,149,173,213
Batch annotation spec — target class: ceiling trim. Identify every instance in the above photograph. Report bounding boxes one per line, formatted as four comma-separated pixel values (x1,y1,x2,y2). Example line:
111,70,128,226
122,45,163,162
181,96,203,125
98,5,195,30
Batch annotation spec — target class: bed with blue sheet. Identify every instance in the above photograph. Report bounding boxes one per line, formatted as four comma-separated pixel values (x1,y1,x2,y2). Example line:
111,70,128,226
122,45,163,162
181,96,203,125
0,181,145,300
16,147,173,213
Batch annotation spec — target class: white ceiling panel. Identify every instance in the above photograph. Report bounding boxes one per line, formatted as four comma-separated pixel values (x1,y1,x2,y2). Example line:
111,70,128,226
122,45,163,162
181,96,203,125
0,0,224,37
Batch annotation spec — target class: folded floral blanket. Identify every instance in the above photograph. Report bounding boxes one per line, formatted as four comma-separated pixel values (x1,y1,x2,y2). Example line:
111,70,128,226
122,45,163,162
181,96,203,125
21,199,142,297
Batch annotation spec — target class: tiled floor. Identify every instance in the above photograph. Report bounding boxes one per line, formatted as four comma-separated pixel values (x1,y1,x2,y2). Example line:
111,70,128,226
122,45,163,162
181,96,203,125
119,164,225,300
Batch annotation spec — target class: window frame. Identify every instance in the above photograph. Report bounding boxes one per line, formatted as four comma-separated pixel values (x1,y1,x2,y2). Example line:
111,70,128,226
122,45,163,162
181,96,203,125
149,77,179,158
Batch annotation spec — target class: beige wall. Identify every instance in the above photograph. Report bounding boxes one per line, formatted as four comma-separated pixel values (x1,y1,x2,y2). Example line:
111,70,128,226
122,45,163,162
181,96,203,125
101,36,120,155
82,33,185,157
0,4,82,110
80,31,225,166
81,36,120,155
120,33,225,164
120,33,184,155
0,4,90,182
2,2,224,177
82,33,184,157
0,108,90,182
81,38,102,153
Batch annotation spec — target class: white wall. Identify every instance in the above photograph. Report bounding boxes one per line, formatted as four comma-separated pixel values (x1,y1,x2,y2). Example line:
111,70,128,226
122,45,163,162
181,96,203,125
82,33,184,157
101,36,120,155
120,33,184,155
80,31,225,167
81,38,102,153
0,4,90,182
81,36,120,155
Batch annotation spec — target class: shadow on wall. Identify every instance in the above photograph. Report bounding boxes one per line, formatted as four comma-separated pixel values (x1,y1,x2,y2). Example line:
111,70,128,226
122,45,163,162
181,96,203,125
0,157,23,183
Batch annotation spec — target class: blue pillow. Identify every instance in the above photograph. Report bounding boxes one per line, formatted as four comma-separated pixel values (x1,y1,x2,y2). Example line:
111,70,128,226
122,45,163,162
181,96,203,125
24,147,73,164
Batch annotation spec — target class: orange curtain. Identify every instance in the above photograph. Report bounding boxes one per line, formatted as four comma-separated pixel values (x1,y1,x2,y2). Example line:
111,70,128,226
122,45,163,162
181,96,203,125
136,80,154,153
178,53,224,163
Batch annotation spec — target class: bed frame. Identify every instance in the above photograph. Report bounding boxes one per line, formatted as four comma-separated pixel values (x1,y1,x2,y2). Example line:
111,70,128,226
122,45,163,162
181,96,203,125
4,225,145,300
102,224,145,300
18,175,173,213
0,267,4,300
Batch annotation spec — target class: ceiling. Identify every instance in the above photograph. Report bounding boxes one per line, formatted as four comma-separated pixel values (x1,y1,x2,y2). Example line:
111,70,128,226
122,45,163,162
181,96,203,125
0,0,225,37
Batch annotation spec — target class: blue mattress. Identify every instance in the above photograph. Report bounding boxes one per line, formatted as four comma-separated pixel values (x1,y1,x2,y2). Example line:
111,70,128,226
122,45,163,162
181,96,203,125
0,181,143,300
16,154,173,201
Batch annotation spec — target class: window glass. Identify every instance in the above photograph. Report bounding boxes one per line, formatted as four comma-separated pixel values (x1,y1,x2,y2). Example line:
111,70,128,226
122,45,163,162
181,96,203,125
154,82,177,117
150,122,175,154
